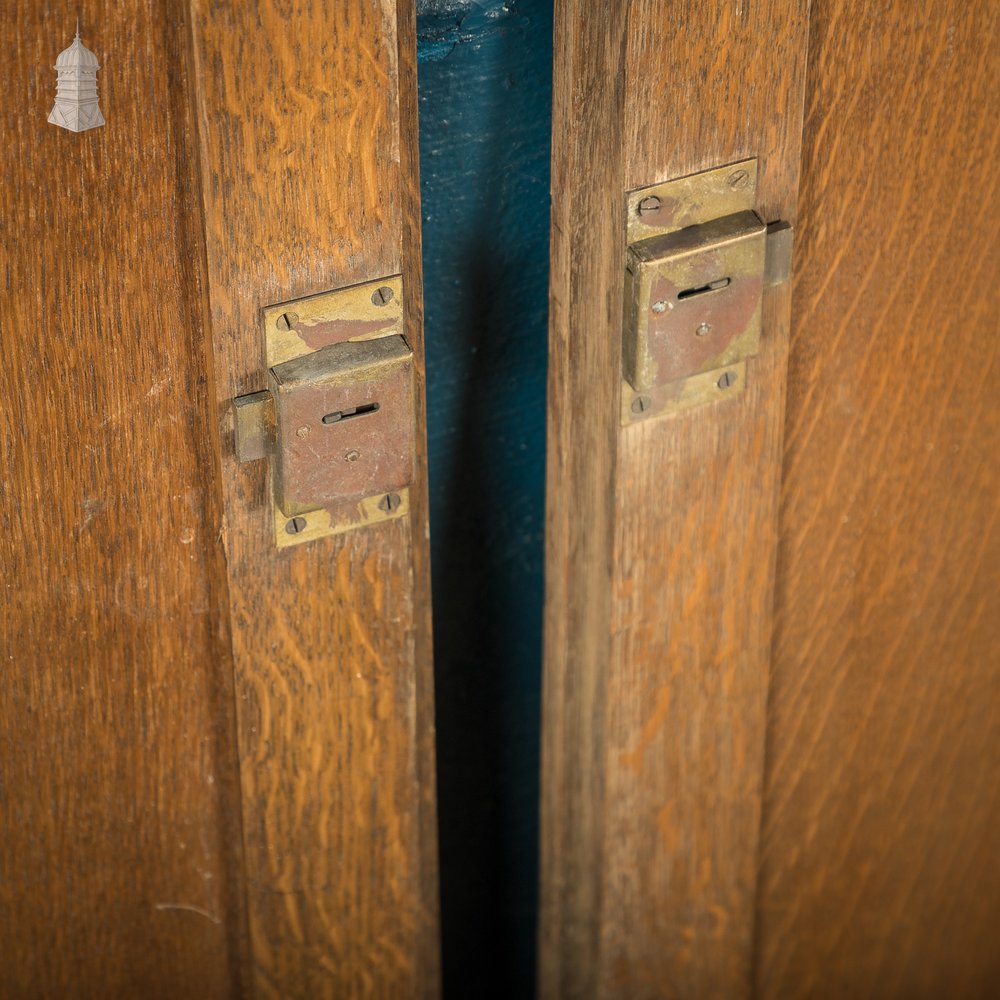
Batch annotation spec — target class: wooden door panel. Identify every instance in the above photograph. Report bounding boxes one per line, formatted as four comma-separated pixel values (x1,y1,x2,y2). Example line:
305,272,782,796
188,1,439,996
540,2,810,996
2,2,437,997
542,0,998,997
0,3,246,996
757,2,1000,996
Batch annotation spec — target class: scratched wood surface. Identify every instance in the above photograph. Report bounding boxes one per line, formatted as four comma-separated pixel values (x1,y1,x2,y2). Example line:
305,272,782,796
188,1,439,996
0,2,246,996
756,2,1000,996
540,1,810,996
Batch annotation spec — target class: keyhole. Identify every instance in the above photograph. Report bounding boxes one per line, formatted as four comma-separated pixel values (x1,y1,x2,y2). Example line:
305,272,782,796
321,401,380,424
677,277,731,301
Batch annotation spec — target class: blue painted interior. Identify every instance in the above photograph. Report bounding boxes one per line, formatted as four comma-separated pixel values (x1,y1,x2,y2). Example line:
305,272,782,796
416,2,552,995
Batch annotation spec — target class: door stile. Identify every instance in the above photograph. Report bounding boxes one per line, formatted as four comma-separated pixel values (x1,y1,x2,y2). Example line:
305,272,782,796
187,1,440,996
540,1,812,996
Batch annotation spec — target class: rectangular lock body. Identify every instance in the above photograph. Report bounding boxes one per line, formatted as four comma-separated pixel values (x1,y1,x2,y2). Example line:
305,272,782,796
624,209,766,392
269,335,414,516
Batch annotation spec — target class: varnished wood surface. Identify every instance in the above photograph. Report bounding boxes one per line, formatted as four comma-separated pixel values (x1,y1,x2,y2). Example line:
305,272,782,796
757,2,1000,996
539,0,627,996
540,1,810,996
188,1,439,996
0,2,246,996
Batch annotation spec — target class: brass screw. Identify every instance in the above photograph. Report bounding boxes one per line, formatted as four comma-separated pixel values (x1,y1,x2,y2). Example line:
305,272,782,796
276,312,299,331
637,196,661,216
371,286,394,306
631,396,651,414
696,322,712,337
717,371,738,390
378,493,402,513
728,168,751,190
285,516,307,535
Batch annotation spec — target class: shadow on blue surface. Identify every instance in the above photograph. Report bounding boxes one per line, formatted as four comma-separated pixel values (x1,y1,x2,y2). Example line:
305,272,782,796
416,2,552,996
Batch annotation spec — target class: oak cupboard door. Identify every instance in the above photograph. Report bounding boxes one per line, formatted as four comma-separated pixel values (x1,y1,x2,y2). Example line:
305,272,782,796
1,2,438,997
756,1,1000,996
539,1,998,998
539,1,809,996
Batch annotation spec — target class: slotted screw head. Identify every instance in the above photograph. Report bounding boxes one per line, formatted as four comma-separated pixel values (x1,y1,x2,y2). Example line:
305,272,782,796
631,395,651,414
371,286,394,306
276,312,299,331
285,516,307,535
728,168,751,190
637,196,661,216
378,493,402,513
717,371,738,390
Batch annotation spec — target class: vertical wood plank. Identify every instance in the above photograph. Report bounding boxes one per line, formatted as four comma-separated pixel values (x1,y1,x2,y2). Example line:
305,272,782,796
756,2,1000,996
540,1,810,995
187,1,439,995
0,1,246,996
539,0,627,995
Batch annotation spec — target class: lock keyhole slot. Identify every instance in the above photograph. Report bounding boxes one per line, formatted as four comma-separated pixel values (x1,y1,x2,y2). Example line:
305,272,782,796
321,401,380,425
677,277,731,301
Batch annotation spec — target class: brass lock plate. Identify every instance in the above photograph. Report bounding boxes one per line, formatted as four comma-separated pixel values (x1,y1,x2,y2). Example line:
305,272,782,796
271,336,414,515
264,274,404,368
623,209,766,391
235,276,415,548
623,159,763,424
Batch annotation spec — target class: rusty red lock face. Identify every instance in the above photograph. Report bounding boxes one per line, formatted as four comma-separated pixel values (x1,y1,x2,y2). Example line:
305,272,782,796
269,335,414,516
623,210,766,392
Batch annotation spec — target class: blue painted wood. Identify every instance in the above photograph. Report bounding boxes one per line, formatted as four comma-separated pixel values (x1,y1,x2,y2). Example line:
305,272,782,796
417,1,552,995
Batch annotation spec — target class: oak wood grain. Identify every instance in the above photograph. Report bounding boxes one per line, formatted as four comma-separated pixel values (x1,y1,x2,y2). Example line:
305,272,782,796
187,1,439,995
539,0,627,995
540,1,810,996
0,2,247,996
756,2,1000,996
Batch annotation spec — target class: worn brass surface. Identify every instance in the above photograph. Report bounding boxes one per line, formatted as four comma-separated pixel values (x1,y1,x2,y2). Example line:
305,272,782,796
626,158,757,244
624,210,766,392
263,275,404,368
622,159,797,424
270,336,415,517
765,221,795,287
274,488,410,550
233,390,273,462
233,279,416,545
622,360,748,425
